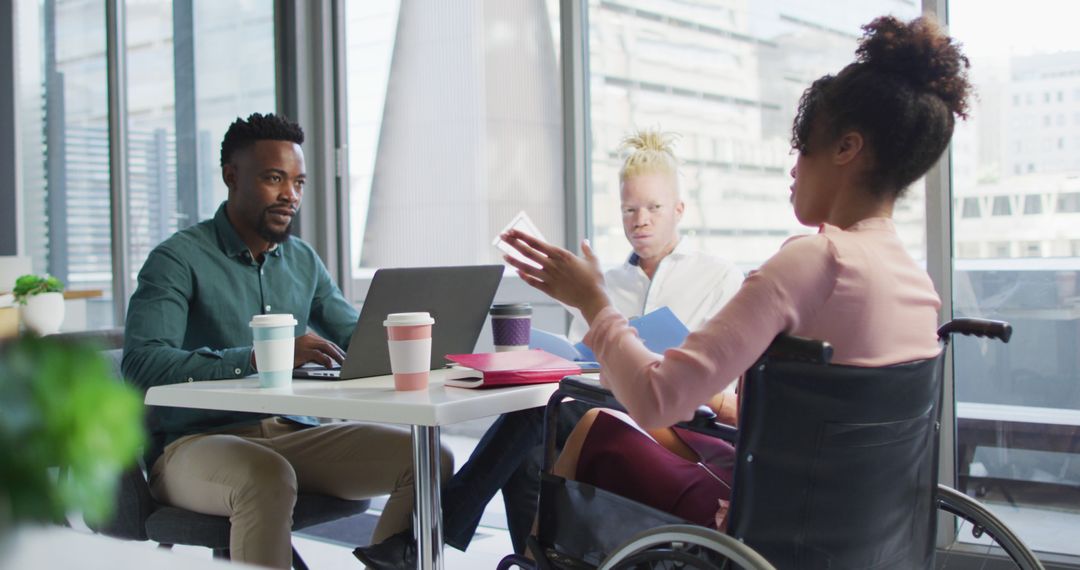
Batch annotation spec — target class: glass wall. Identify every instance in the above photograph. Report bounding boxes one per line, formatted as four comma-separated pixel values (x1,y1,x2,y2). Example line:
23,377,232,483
586,0,923,270
123,0,275,290
15,0,274,330
345,0,565,272
950,0,1080,557
17,0,115,328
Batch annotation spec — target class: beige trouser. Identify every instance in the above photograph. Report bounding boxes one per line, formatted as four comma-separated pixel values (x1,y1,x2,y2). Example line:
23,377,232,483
149,418,453,569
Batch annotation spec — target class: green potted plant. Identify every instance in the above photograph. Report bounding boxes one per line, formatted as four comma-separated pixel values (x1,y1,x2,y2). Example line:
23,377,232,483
0,335,144,537
13,274,65,335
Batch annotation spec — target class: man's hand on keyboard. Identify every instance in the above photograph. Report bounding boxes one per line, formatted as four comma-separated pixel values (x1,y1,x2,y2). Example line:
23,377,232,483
294,332,346,369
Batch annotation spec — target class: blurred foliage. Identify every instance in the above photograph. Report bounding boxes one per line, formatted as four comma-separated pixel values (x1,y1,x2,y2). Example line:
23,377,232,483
12,275,64,305
0,335,144,530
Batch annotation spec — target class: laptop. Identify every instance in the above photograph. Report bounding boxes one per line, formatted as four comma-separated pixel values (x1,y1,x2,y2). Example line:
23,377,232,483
293,265,503,380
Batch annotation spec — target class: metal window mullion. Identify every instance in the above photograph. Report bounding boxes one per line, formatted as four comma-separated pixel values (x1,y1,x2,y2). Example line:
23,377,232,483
331,0,352,301
173,0,198,229
106,0,131,325
0,3,17,256
275,0,345,292
561,0,590,250
561,0,591,333
925,0,957,551
308,0,341,294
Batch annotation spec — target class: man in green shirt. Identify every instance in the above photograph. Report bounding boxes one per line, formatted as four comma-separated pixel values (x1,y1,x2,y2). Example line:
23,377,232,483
123,113,451,569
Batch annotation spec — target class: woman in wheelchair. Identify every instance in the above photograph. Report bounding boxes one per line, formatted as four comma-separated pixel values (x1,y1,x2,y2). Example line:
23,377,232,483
501,14,970,532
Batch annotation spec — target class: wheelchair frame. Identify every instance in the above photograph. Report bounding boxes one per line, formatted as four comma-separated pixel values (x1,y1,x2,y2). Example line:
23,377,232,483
498,318,1044,570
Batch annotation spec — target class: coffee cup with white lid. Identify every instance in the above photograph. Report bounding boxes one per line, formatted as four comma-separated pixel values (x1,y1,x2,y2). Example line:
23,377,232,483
250,313,298,389
384,312,435,391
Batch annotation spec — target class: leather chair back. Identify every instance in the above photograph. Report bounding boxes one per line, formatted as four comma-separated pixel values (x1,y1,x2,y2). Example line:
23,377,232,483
727,343,944,569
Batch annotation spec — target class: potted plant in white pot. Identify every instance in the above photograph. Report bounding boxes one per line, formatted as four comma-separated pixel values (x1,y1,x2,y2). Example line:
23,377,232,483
13,275,65,336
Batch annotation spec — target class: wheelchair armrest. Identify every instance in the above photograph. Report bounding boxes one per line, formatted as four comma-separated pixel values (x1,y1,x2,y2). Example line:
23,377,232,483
764,335,833,364
677,405,738,444
937,318,1012,343
557,378,739,443
557,375,626,412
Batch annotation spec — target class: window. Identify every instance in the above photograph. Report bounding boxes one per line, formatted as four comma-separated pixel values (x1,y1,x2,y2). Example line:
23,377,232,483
956,241,980,258
990,195,1012,216
17,0,115,328
345,1,564,271
1023,194,1043,214
987,241,1012,258
124,0,276,290
961,197,981,218
953,0,1080,556
1059,192,1080,213
585,1,922,268
14,0,276,330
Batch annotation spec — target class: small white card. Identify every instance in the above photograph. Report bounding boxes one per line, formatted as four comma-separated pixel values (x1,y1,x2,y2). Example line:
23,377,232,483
493,211,547,269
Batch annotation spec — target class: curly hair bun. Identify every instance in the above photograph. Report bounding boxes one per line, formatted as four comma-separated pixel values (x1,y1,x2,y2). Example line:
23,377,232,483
856,15,971,119
619,128,680,182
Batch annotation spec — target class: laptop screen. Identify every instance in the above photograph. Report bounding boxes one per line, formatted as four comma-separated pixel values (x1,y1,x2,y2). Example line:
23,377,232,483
336,265,503,379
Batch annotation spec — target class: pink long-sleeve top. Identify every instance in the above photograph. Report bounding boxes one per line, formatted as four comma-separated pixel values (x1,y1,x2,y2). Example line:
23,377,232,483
583,217,942,430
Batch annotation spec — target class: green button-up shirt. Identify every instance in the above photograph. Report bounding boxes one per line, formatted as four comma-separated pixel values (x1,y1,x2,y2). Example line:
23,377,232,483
123,203,359,462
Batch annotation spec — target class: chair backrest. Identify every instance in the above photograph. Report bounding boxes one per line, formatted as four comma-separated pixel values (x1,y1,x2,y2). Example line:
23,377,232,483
727,341,944,569
88,464,155,541
84,340,158,541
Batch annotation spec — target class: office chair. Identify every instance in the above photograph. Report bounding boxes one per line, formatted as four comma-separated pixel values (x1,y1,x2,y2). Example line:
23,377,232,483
89,345,372,570
91,462,370,570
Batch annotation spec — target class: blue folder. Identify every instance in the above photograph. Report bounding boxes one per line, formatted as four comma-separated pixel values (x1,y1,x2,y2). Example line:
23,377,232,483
529,306,690,363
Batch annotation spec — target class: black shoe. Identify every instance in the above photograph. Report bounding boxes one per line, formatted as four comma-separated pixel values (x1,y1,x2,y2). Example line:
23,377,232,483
352,530,416,570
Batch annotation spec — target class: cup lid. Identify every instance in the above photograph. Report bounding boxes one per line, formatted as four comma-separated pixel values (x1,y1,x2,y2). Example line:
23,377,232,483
250,313,298,328
490,303,532,317
383,312,435,327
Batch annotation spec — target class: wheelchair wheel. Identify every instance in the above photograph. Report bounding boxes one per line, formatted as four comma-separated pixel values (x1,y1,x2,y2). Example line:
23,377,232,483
936,484,1045,570
599,524,777,570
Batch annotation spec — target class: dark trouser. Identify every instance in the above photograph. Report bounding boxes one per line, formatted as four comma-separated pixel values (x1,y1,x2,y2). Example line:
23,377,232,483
442,401,591,553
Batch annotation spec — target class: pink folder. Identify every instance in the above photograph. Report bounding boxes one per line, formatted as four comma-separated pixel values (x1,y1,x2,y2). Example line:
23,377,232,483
443,349,581,388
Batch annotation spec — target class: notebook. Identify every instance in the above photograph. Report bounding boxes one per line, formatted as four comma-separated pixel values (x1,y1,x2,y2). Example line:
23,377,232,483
293,265,503,380
528,306,690,363
443,349,581,389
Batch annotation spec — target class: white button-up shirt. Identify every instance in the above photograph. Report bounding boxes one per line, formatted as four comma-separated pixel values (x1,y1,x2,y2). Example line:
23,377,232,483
568,240,744,343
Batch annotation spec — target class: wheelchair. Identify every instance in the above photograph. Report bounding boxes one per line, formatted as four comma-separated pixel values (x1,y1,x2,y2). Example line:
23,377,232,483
498,318,1044,570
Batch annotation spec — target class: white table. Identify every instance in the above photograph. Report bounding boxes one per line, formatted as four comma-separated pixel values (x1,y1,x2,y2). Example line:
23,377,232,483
145,369,560,570
0,526,256,570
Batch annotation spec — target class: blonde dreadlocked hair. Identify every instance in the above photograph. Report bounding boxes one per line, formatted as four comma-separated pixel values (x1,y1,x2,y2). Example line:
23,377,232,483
618,129,680,187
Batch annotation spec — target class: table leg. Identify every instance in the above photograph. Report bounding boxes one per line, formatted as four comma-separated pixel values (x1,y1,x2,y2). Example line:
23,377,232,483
412,425,443,570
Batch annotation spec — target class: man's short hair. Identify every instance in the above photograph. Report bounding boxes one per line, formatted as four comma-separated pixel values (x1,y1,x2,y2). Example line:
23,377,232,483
219,113,305,167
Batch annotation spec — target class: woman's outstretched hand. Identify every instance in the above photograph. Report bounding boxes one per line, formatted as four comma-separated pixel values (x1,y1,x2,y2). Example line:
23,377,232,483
501,229,611,323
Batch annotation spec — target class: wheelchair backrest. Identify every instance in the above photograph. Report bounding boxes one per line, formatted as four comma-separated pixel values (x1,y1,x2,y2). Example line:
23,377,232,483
727,348,944,569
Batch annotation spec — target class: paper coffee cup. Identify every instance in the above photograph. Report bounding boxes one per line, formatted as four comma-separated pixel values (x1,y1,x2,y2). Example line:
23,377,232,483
490,303,531,352
251,314,298,388
384,312,435,391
